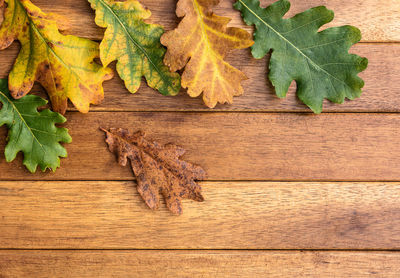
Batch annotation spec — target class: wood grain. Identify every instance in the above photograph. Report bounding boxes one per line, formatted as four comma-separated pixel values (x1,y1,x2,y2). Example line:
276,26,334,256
33,0,400,42
0,43,398,112
1,181,400,249
1,251,400,277
1,112,400,181
0,2,399,274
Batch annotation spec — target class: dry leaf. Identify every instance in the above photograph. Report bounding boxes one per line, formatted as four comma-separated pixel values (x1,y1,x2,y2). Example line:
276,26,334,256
102,128,206,215
161,0,254,108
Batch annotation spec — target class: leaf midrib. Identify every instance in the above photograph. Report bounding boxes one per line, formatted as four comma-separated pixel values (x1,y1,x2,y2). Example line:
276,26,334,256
107,130,182,180
16,0,96,99
0,90,45,151
237,0,349,88
96,0,172,88
191,0,232,93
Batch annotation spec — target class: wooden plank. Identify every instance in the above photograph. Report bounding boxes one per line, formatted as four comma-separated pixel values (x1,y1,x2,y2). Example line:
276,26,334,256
33,0,400,42
1,251,399,277
1,181,400,249
1,44,398,112
1,112,400,181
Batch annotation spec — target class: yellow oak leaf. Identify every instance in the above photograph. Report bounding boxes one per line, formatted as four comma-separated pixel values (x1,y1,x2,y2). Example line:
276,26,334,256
0,0,113,114
161,0,254,108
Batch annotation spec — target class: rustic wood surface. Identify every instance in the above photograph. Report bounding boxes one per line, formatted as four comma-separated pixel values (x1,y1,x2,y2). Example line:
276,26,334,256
0,0,399,277
1,43,399,112
2,113,400,181
36,0,400,42
1,181,399,249
1,251,400,278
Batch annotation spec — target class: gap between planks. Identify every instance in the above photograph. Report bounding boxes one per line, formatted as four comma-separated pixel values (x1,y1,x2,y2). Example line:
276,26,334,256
2,249,400,252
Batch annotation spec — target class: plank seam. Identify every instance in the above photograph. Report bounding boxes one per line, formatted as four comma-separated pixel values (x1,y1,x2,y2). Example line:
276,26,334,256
2,179,400,182
63,111,400,114
1,249,400,252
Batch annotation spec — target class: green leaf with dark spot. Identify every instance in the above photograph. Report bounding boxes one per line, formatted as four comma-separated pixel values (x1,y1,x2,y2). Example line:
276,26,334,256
0,79,72,173
88,0,181,96
234,0,368,113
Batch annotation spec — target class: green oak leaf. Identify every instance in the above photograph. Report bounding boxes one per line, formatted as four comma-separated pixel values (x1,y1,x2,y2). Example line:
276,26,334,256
88,0,181,96
234,0,368,113
0,79,72,173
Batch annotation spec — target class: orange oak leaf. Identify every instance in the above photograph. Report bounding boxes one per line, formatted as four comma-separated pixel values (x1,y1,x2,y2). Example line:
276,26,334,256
101,128,206,215
0,0,113,114
161,0,254,108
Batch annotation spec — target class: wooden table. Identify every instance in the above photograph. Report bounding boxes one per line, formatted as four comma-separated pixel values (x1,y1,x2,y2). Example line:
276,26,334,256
1,0,399,276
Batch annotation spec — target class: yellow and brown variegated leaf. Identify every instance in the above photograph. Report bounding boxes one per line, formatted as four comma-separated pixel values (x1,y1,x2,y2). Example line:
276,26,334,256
0,0,113,114
161,0,254,108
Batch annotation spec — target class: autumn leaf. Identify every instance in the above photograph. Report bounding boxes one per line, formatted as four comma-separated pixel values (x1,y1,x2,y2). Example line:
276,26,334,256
0,79,71,173
88,0,181,96
0,0,113,114
234,0,368,113
101,128,206,215
161,0,254,108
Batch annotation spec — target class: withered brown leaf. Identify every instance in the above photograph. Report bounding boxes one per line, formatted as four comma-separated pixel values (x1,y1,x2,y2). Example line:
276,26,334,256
101,128,206,215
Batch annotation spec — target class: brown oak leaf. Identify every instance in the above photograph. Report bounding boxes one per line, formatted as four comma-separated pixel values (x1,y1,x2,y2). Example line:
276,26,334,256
101,128,206,215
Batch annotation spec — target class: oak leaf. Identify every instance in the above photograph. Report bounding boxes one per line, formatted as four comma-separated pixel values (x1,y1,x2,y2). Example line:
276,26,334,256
161,0,254,108
0,0,113,114
234,0,368,113
88,0,181,96
102,128,206,215
0,79,71,173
